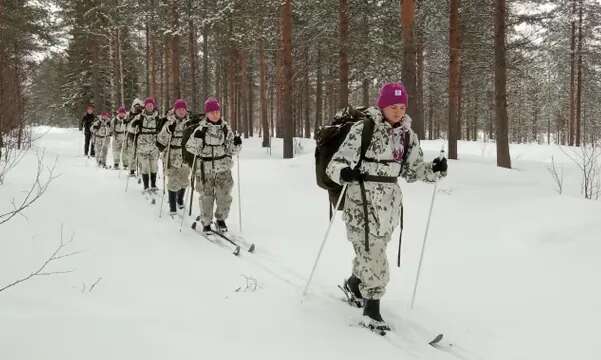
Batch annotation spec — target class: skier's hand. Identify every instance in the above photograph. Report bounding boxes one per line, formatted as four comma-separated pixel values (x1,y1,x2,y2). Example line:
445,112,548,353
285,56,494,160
432,157,448,174
233,136,242,146
167,121,176,133
130,118,142,128
340,167,362,182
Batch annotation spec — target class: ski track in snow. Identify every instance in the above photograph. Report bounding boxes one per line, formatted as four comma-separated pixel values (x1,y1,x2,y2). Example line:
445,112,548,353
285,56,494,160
1,127,600,360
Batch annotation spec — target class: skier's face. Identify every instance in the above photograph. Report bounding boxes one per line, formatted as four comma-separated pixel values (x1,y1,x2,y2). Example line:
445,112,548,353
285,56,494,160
382,103,407,125
134,105,142,113
145,103,155,113
118,113,126,119
86,107,94,114
175,108,187,118
207,111,221,123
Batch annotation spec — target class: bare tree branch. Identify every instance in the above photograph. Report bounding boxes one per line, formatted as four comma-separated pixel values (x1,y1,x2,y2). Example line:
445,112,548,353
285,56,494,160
0,225,78,293
0,149,60,225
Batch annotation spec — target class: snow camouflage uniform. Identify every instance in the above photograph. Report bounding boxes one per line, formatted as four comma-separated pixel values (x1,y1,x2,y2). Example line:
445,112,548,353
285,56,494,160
326,107,442,300
125,106,143,173
91,115,112,167
111,115,129,168
157,110,191,210
185,118,241,227
131,109,161,176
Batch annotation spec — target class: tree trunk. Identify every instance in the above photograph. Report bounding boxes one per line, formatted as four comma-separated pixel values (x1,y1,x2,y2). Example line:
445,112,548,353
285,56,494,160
494,0,511,168
568,0,576,146
260,38,269,147
117,28,125,107
575,0,583,147
401,0,421,137
448,0,461,159
416,25,425,140
281,0,294,158
314,44,323,138
188,0,197,112
202,20,209,102
338,0,349,108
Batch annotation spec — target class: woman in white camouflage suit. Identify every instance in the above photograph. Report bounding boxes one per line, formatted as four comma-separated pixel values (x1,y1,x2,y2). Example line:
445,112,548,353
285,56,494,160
110,106,129,170
157,99,192,216
326,82,448,332
185,97,241,233
130,97,161,193
91,111,112,168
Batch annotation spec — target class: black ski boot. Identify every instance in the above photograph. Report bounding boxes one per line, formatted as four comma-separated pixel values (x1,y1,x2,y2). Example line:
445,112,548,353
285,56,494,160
361,299,390,334
215,220,228,233
123,165,128,169
168,191,177,215
141,173,150,191
202,224,212,234
177,188,185,210
129,169,136,177
150,173,158,193
341,275,363,307
114,163,119,169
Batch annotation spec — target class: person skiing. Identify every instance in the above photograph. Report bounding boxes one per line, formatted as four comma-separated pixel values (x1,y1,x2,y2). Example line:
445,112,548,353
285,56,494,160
185,97,242,233
130,97,161,194
110,106,129,170
91,111,112,168
126,98,144,177
157,99,192,216
326,82,448,333
79,103,96,157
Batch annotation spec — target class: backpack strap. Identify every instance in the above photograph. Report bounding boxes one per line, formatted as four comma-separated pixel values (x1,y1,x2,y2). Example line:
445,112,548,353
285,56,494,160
355,117,375,252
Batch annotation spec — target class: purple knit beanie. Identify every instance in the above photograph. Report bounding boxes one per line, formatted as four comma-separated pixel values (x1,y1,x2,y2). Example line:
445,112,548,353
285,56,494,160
377,82,409,109
174,99,188,111
204,97,221,113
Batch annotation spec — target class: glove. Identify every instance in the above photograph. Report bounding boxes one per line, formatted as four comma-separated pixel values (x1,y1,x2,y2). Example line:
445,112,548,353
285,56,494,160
167,122,176,133
130,118,142,128
233,136,242,146
432,157,448,173
340,167,362,182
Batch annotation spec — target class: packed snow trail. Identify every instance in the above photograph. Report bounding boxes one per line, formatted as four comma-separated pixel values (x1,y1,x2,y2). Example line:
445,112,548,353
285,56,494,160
1,127,600,360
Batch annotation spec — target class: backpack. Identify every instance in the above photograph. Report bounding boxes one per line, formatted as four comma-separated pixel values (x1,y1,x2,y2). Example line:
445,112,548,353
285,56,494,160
315,106,375,210
155,117,169,152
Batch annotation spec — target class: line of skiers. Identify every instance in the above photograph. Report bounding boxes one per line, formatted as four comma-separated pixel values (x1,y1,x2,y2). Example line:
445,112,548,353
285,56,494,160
80,82,448,336
80,96,242,233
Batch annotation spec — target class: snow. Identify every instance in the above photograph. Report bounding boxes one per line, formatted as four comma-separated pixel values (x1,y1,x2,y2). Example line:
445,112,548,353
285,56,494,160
1,128,600,360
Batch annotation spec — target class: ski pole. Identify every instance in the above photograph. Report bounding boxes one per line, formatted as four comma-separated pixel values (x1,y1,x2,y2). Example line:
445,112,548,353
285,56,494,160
118,122,127,178
180,155,197,232
410,175,441,310
302,184,348,299
237,153,242,233
159,133,173,218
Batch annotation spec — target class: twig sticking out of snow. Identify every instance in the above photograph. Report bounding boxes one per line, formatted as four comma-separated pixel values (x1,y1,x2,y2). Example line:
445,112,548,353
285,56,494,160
234,275,259,293
0,149,60,225
547,156,565,195
0,225,80,293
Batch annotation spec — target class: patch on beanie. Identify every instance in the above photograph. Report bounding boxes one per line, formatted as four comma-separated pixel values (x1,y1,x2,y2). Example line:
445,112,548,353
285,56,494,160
395,89,403,96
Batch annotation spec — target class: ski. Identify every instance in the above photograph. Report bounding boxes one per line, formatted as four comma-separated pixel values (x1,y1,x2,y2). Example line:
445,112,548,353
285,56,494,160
429,333,444,346
192,228,240,256
337,283,363,308
190,217,255,253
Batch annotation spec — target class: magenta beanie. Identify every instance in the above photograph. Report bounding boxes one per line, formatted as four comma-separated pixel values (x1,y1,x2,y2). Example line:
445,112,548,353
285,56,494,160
117,106,127,114
204,97,221,113
174,99,188,111
144,97,156,107
377,82,408,109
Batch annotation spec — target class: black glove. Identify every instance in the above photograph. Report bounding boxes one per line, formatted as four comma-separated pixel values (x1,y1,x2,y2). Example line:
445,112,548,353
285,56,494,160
233,136,242,146
432,157,448,173
167,123,176,133
130,118,142,128
340,167,362,182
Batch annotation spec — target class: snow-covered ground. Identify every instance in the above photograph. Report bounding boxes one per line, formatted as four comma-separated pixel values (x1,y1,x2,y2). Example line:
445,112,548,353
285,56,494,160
1,127,600,360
